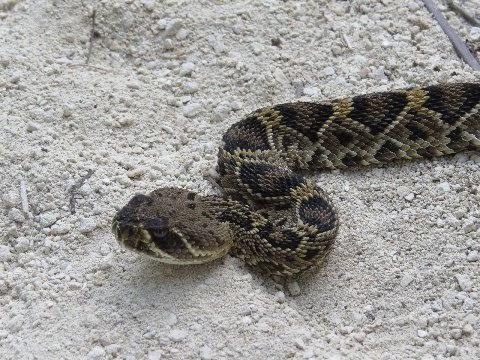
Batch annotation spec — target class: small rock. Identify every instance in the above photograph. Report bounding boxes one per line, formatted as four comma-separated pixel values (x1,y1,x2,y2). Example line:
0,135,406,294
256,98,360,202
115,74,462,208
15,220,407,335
450,328,462,340
183,81,199,94
417,330,429,338
179,62,195,76
26,121,41,132
294,338,305,350
445,344,458,356
0,245,12,262
466,250,479,262
168,329,187,342
463,217,478,234
78,217,97,234
275,291,286,303
213,101,231,122
14,237,30,252
455,274,472,292
470,27,480,41
400,273,414,287
437,182,451,192
8,208,25,223
286,280,301,296
303,86,319,96
147,350,162,360
462,323,474,336
404,193,415,202
165,312,177,326
199,346,213,360
165,19,183,37
182,103,202,118
87,346,105,359
39,212,58,228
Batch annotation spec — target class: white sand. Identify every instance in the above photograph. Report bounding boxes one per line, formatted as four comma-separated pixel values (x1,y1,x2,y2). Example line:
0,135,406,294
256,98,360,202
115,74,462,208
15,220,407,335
1,1,479,359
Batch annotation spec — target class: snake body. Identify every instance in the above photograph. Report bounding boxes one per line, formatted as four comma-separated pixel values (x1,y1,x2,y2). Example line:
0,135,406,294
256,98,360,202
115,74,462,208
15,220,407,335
112,82,480,276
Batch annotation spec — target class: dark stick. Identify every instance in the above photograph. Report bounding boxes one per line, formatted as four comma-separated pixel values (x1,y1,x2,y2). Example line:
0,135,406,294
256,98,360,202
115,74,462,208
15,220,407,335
422,0,480,71
86,9,96,65
69,169,94,214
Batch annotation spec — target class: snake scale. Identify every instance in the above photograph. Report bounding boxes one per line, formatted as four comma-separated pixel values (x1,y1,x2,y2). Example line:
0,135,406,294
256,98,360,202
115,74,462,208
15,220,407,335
112,82,480,276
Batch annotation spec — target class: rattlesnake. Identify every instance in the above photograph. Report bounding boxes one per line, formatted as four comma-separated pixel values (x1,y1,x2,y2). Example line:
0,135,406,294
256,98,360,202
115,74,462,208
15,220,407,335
112,82,480,276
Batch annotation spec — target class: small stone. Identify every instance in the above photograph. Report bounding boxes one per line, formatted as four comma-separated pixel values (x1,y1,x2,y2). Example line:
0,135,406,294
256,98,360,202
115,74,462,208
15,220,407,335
437,182,451,192
78,217,97,234
14,237,30,252
303,86,319,96
8,208,25,223
463,217,478,234
165,312,177,326
462,323,474,336
88,346,105,359
401,273,415,287
466,250,479,262
339,326,354,335
147,350,162,360
39,212,58,228
294,338,305,350
26,121,41,132
455,274,472,292
182,103,202,118
213,101,231,122
286,280,301,296
450,328,462,340
404,193,415,202
0,245,12,262
183,81,199,94
143,330,156,339
275,291,286,303
417,329,429,338
199,346,213,360
175,28,189,40
445,344,458,356
179,62,195,76
168,329,187,342
470,27,480,41
165,19,183,37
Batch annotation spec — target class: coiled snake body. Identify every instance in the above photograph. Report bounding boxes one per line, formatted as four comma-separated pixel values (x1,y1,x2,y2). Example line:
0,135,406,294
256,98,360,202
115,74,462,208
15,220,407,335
112,82,480,276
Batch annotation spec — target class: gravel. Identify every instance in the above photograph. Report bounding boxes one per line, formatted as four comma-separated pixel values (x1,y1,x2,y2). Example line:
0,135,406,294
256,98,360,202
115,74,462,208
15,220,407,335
1,0,479,359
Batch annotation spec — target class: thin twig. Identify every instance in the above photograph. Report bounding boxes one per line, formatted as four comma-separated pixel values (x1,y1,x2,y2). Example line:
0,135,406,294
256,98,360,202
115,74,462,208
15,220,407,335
446,0,480,27
19,178,31,218
69,169,94,214
86,9,96,64
422,0,480,71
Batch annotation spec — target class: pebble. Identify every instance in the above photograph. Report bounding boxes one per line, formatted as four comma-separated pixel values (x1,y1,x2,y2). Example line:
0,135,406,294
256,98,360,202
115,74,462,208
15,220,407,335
199,346,213,360
8,208,25,223
462,323,474,336
147,350,162,360
213,101,231,122
39,212,58,228
183,81,199,94
274,291,286,303
445,344,458,356
466,250,479,262
78,217,97,234
286,280,301,296
470,27,480,41
450,328,462,340
179,62,195,76
168,329,187,342
303,86,319,96
87,346,105,359
463,218,478,234
437,182,451,193
404,193,415,202
417,330,429,338
455,274,472,292
294,338,305,350
0,245,12,262
182,103,202,117
165,19,183,37
165,312,178,326
26,121,41,132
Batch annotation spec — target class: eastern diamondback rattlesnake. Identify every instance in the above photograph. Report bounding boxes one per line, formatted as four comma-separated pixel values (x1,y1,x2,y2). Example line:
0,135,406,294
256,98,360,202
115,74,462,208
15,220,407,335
112,82,480,276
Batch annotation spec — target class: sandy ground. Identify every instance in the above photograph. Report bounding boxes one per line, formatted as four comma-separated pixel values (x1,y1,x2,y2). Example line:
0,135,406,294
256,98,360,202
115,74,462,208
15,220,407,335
1,0,479,359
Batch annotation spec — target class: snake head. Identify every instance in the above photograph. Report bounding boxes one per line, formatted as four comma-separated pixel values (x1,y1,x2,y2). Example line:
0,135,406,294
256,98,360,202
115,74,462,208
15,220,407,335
112,188,233,264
